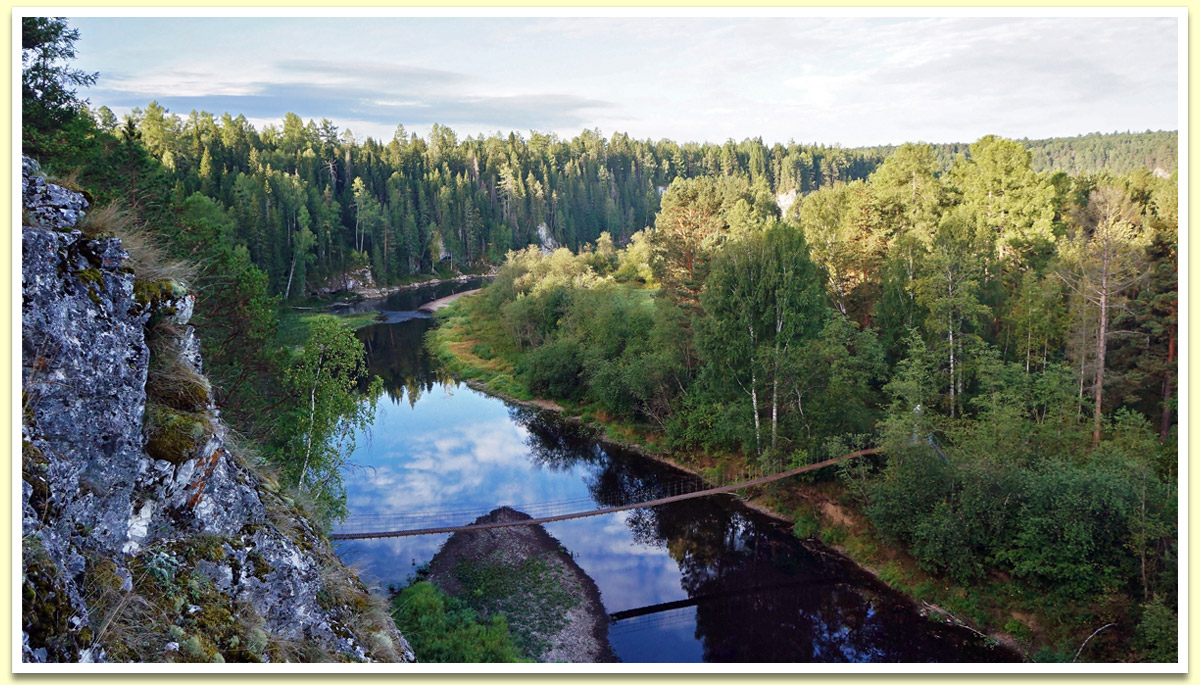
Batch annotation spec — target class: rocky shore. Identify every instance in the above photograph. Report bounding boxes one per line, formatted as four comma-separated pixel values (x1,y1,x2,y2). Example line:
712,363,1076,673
324,271,494,305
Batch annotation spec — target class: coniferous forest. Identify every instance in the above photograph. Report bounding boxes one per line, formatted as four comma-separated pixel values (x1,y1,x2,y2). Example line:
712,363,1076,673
21,17,1179,663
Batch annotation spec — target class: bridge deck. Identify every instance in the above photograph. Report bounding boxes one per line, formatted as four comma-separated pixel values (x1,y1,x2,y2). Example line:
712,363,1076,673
330,448,877,540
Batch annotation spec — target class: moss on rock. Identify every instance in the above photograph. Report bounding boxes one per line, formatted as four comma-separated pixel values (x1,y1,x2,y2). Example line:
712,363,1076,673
144,403,212,465
22,536,85,662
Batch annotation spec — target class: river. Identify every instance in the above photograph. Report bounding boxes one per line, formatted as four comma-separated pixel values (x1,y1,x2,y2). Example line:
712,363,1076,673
332,280,1017,663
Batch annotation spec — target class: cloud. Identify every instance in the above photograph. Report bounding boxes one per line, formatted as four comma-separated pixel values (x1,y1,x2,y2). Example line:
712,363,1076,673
89,80,613,137
78,15,1177,155
274,58,469,86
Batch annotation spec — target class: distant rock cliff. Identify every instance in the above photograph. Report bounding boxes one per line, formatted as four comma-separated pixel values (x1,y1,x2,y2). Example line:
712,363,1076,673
311,266,375,296
20,157,414,664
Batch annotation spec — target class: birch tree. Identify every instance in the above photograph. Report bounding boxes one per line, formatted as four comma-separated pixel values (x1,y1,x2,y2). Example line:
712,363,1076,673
282,317,380,517
699,223,825,455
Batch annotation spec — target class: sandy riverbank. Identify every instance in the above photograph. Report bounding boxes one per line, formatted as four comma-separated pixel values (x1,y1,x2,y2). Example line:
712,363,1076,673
417,288,481,313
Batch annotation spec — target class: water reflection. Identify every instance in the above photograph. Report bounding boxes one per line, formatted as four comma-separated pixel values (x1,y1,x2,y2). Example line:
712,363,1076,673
357,318,452,406
335,282,1017,663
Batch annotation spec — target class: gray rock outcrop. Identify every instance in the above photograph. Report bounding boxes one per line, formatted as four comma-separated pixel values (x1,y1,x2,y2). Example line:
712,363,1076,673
311,266,375,296
20,157,413,664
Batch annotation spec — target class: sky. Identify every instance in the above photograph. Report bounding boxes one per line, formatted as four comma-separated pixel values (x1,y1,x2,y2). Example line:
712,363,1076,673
64,13,1180,148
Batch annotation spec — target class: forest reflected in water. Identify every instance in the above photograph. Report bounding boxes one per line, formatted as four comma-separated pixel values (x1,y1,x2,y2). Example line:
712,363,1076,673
335,281,1016,663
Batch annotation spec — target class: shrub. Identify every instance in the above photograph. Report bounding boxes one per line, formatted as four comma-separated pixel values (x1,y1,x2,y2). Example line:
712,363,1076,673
391,582,525,663
519,339,584,400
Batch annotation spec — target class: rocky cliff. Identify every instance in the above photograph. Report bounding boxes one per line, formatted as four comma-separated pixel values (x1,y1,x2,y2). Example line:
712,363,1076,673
20,157,414,664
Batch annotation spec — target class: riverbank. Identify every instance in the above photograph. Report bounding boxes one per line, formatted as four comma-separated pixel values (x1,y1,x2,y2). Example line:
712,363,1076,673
459,379,1026,658
425,507,614,663
331,271,494,304
428,297,1033,660
418,288,482,314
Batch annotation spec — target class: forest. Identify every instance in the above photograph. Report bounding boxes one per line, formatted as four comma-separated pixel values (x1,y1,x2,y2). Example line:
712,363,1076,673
428,137,1178,660
23,17,1178,661
30,92,1176,304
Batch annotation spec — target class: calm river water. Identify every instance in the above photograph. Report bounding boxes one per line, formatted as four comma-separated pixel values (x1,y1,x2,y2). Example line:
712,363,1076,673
332,280,1016,663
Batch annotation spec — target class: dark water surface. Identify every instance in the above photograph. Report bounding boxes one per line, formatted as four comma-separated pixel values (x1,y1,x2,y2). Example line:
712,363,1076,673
333,281,1017,663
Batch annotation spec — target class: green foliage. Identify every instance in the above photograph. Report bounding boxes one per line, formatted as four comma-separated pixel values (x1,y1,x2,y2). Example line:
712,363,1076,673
692,222,828,454
391,582,526,663
22,17,97,154
519,339,584,400
452,556,579,659
276,316,381,520
1133,596,1177,662
865,442,1174,601
792,511,821,539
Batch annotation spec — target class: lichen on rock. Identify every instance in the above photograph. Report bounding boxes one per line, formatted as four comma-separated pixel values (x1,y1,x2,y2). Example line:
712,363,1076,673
20,156,414,664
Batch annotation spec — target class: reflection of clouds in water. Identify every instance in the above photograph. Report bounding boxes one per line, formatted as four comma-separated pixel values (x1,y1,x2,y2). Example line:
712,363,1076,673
417,422,531,470
335,534,451,589
347,418,539,513
546,516,689,613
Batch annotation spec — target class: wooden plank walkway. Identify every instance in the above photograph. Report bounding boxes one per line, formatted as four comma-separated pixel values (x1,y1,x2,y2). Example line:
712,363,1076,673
330,448,877,540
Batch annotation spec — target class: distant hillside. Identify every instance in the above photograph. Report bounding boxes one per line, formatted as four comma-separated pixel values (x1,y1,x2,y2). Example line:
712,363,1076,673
855,130,1177,177
1022,130,1177,176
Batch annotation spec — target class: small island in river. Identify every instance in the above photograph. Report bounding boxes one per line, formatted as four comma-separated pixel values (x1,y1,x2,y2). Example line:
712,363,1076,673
425,507,615,663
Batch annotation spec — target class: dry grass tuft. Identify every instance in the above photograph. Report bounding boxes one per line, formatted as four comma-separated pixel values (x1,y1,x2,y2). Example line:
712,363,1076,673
316,558,406,662
44,168,84,194
145,325,211,412
79,203,198,285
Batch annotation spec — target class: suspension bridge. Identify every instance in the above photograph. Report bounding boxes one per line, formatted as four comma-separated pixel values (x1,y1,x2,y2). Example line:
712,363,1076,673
330,448,877,540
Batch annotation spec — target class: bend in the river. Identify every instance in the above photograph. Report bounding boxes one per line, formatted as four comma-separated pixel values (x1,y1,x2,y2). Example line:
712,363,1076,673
332,279,1018,663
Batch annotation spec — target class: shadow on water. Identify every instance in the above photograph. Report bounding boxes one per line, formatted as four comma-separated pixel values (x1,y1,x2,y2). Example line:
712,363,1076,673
509,408,1016,663
339,281,1019,663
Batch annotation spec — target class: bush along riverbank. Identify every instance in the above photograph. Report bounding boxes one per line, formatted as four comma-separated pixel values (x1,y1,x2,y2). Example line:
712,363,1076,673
426,270,1176,663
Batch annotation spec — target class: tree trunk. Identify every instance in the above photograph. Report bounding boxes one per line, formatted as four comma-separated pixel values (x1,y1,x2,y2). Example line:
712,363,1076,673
1093,283,1108,447
1161,315,1175,438
771,371,779,451
749,326,761,455
750,374,761,456
284,252,297,301
948,312,956,419
298,354,324,486
771,314,783,451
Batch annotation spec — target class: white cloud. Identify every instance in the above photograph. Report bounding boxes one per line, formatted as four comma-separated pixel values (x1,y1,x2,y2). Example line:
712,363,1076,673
74,15,1177,146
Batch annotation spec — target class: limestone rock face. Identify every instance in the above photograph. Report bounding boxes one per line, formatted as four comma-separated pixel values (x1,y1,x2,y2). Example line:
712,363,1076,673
20,156,413,664
312,266,375,296
22,157,90,230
